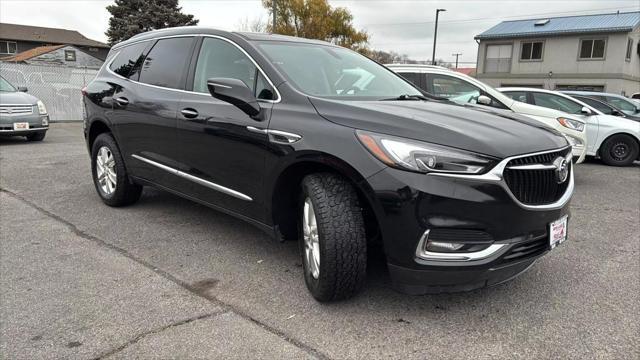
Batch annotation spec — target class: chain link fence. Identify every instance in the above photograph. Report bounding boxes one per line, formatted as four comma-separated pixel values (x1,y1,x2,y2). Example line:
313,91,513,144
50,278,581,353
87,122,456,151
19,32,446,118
0,63,98,121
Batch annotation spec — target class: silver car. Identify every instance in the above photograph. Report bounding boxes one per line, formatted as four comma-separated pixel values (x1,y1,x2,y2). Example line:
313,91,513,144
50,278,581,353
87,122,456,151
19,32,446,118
0,76,49,141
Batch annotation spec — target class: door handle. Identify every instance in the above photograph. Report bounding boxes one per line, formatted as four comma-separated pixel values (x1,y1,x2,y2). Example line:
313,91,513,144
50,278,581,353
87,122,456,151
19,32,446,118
115,97,129,106
180,108,199,119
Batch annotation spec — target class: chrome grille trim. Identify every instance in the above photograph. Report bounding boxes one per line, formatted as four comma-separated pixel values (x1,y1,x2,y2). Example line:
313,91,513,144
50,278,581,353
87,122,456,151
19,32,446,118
0,105,34,115
428,146,573,211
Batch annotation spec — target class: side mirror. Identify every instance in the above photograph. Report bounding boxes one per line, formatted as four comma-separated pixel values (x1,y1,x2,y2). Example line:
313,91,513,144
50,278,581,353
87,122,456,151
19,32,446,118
207,78,261,119
580,106,593,115
17,86,28,92
477,94,492,105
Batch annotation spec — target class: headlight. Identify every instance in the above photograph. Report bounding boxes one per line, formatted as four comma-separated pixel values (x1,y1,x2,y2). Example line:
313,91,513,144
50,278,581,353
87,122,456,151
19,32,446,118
37,100,47,115
557,117,585,132
356,130,497,174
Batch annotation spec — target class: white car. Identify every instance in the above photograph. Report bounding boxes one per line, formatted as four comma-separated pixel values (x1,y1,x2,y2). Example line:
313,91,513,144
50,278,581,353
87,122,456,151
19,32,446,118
499,87,640,167
386,65,587,163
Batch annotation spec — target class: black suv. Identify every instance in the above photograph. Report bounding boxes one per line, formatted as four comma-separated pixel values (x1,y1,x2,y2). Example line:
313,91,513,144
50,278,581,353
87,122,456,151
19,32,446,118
83,28,573,301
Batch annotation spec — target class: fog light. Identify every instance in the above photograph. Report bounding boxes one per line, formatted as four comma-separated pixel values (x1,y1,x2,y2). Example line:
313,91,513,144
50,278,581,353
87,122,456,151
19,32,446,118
426,241,464,252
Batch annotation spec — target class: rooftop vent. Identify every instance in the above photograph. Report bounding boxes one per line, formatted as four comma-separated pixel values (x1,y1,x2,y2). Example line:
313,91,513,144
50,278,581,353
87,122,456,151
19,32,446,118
534,19,550,26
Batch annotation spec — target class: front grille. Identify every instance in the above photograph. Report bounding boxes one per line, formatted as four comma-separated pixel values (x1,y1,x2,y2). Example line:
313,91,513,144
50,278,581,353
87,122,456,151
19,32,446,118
500,236,548,264
503,148,571,205
0,105,34,115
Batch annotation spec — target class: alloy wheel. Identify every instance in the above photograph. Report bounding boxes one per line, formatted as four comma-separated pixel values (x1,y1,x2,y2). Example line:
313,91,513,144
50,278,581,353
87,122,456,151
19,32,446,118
303,197,320,279
96,146,117,195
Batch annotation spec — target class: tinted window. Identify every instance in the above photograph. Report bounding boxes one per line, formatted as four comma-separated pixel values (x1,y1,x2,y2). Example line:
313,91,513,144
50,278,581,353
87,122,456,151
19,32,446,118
503,91,528,103
139,37,194,89
109,42,149,79
397,72,421,88
193,37,274,100
575,97,613,114
532,92,583,114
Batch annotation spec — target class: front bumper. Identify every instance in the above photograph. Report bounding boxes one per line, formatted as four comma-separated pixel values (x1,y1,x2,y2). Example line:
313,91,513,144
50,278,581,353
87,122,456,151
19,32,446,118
363,149,572,294
0,113,49,136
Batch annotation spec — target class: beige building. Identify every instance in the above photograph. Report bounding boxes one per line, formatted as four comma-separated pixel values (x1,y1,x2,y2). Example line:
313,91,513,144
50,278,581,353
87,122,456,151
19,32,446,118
475,12,640,96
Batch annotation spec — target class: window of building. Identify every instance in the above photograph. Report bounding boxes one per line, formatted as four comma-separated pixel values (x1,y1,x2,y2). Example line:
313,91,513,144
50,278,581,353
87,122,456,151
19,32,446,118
625,38,633,61
139,37,195,89
520,41,543,61
579,39,606,59
109,41,150,79
0,41,17,55
64,50,76,61
193,37,274,100
484,44,512,73
554,84,605,92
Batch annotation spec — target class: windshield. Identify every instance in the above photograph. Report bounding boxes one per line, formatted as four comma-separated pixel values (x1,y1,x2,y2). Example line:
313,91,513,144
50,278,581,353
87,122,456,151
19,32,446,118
0,76,16,92
257,42,422,99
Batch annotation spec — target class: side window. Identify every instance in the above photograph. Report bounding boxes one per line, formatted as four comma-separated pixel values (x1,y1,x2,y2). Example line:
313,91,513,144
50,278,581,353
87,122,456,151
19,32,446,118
577,97,613,115
397,72,421,88
503,91,528,103
109,42,149,79
604,97,637,113
193,37,274,100
429,75,481,103
139,37,194,89
531,93,583,114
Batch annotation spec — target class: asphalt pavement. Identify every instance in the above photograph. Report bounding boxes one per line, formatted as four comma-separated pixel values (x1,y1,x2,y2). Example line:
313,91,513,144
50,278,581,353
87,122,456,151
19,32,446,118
1,123,638,359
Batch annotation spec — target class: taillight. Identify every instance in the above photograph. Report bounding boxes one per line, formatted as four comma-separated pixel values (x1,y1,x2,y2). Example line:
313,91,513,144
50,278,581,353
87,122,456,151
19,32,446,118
81,86,87,96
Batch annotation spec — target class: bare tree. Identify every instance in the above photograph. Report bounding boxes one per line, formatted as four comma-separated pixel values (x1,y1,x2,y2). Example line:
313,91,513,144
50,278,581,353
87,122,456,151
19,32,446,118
237,17,267,33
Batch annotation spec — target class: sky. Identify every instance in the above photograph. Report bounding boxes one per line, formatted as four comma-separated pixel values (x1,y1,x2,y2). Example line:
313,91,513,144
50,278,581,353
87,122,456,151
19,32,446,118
1,0,639,66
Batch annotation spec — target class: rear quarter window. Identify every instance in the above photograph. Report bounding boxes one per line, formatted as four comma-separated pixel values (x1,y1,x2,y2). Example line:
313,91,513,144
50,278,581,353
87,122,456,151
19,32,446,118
138,37,195,89
109,42,150,79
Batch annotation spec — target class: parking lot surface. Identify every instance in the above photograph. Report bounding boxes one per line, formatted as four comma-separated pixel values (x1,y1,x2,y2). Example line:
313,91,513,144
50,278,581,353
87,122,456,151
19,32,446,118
1,123,638,359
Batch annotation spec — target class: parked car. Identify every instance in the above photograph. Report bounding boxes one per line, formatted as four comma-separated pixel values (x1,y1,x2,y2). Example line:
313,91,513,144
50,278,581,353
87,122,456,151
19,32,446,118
386,65,587,163
564,94,640,121
84,28,574,301
561,91,640,117
499,88,640,166
0,75,49,141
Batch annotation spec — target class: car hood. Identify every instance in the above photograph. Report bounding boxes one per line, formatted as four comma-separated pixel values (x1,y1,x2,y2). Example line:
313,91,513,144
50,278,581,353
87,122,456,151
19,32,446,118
0,91,39,105
308,97,568,159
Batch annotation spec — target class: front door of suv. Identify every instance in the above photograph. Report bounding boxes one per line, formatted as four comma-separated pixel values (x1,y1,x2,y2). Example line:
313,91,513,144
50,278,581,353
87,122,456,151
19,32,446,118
114,36,196,187
175,36,276,222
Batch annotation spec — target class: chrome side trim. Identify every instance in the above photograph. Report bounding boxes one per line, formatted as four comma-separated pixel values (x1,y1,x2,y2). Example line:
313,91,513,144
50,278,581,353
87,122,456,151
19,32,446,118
429,146,573,211
415,230,508,262
131,154,253,201
246,126,302,144
106,34,281,104
246,126,268,134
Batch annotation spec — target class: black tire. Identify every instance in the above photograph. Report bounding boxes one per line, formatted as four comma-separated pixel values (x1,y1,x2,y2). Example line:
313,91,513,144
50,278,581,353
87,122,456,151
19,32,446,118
299,173,367,302
91,133,142,206
26,131,46,141
600,134,639,167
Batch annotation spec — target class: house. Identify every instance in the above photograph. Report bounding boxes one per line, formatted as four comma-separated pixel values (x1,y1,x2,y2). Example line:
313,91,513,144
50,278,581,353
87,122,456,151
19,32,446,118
474,11,640,96
0,23,109,61
3,44,104,68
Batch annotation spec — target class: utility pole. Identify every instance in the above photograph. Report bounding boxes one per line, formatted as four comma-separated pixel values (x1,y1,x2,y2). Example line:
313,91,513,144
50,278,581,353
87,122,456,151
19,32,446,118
452,53,462,68
272,0,277,34
432,8,446,65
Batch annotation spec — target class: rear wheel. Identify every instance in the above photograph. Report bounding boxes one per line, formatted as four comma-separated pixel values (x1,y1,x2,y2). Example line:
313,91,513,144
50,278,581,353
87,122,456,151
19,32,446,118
600,134,639,167
299,173,367,302
91,133,142,206
26,131,46,141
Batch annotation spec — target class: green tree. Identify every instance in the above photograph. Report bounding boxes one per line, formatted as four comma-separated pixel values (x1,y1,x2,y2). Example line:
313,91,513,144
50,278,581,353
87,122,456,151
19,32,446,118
262,0,369,52
105,0,199,45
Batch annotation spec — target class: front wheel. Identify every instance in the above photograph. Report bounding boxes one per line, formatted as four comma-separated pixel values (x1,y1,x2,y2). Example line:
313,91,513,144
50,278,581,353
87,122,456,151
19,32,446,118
91,133,142,206
299,173,367,302
600,134,639,167
26,131,46,141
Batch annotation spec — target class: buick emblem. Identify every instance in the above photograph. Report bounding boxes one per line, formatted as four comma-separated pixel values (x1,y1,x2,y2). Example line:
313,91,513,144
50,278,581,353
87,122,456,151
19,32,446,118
553,157,569,184
7,108,12,114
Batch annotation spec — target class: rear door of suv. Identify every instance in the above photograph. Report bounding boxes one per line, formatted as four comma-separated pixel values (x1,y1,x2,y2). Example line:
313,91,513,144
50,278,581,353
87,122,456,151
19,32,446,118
113,36,196,187
174,36,276,222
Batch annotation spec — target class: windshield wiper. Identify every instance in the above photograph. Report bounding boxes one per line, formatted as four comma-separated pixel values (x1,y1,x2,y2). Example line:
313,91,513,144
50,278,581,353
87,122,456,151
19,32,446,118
380,94,430,101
